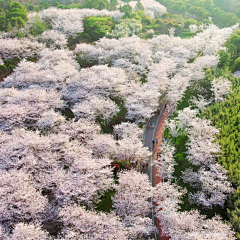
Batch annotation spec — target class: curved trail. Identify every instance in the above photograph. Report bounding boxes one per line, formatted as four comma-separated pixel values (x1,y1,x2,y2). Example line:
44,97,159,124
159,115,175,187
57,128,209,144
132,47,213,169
143,96,170,240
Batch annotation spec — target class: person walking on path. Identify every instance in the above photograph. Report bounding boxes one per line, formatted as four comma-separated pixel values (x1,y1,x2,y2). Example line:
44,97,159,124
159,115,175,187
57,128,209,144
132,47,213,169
155,138,158,145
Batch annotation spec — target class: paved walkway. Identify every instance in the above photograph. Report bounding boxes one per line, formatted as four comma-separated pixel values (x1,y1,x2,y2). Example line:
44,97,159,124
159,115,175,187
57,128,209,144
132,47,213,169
143,96,170,240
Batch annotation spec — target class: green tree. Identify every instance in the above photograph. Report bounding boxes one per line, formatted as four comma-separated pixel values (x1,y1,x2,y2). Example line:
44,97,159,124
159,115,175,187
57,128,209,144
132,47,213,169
135,0,144,12
179,5,186,14
83,16,114,42
108,0,118,11
119,4,132,18
0,0,11,10
0,0,27,32
29,14,46,36
10,2,27,21
85,0,109,10
203,0,214,9
233,57,240,71
217,50,230,68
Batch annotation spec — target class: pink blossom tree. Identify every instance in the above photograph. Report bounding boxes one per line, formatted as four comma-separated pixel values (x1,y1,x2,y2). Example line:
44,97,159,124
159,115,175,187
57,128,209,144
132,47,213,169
0,170,48,226
112,170,155,238
182,164,234,208
0,88,64,131
154,181,235,239
1,49,79,90
7,223,49,240
155,141,176,181
60,205,129,240
211,77,232,102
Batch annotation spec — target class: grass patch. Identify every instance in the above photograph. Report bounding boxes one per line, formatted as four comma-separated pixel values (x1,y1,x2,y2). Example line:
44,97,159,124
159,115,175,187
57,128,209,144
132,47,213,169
96,189,116,213
168,133,228,219
99,96,133,134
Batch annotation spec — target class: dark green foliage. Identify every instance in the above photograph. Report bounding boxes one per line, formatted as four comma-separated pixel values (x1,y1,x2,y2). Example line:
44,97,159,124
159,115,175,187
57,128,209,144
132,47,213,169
0,58,20,81
131,10,152,25
96,189,116,212
29,15,46,36
203,75,240,237
119,3,132,18
226,30,240,65
85,0,109,10
156,0,239,27
234,57,240,71
68,33,91,50
135,0,144,12
83,16,114,42
217,50,230,68
108,0,118,11
0,0,27,32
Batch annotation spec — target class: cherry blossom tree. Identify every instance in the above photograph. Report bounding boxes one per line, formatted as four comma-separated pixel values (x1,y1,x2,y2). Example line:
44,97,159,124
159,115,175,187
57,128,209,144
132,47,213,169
114,137,151,163
37,8,123,37
122,215,156,239
0,88,64,131
190,95,212,112
7,223,49,240
1,49,79,90
0,170,48,227
182,164,234,208
0,38,44,61
59,118,101,143
63,65,128,104
0,128,113,208
154,181,235,239
193,54,219,69
36,110,65,133
106,18,142,38
87,133,116,158
113,122,143,140
126,0,166,19
141,0,166,17
186,117,220,166
112,170,155,238
166,119,184,139
175,107,198,129
59,205,129,240
72,96,119,122
38,29,67,49
75,35,152,75
189,24,198,33
155,141,177,181
211,77,232,102
113,170,153,217
168,27,175,37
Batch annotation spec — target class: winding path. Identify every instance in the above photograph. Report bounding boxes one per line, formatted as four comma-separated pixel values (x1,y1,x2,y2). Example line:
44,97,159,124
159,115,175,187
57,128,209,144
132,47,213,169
143,96,170,240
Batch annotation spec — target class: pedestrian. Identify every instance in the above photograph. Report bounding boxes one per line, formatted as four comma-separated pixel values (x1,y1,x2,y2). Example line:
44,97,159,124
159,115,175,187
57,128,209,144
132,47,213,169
155,139,158,145
152,140,155,146
152,122,155,128
144,162,146,169
146,162,148,169
164,103,167,108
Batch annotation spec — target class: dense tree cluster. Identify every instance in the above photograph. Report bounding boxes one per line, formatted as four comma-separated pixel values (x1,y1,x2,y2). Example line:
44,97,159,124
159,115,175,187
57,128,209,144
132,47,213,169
204,76,240,238
157,0,239,27
0,0,240,239
0,0,28,31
